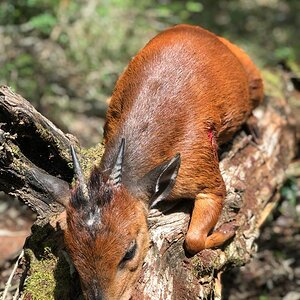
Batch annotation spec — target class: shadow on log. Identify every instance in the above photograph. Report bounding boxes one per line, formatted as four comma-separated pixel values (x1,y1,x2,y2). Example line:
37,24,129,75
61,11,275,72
0,84,296,299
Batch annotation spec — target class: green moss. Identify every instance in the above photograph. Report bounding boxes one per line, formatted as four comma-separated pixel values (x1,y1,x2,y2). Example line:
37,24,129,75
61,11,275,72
223,243,247,268
261,69,284,98
22,245,72,299
9,142,28,174
22,223,74,299
67,142,104,185
35,123,53,141
286,60,300,75
191,253,218,278
35,123,66,157
190,249,234,278
191,256,206,277
23,248,58,300
80,143,105,177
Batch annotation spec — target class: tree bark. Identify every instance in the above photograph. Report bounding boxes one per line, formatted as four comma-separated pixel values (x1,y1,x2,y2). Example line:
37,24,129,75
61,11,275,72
0,85,296,299
0,85,73,218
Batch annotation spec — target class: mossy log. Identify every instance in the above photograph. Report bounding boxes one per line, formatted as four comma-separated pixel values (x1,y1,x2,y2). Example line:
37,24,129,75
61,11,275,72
0,77,296,299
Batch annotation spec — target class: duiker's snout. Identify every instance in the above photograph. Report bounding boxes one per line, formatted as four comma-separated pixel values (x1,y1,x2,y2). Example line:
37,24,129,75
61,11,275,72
84,286,104,300
83,284,133,300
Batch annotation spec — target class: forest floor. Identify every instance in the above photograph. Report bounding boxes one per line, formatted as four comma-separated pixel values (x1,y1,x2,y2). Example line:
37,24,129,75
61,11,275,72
223,184,300,300
0,195,35,299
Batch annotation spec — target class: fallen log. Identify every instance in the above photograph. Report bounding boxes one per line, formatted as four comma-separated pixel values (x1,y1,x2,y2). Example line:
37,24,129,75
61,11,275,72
0,80,296,299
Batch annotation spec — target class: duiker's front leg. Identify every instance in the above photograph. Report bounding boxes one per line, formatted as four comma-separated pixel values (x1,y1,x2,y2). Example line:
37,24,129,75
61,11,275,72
184,172,234,254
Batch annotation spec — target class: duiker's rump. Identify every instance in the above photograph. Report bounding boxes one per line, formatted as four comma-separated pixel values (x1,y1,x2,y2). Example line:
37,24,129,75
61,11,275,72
64,24,264,300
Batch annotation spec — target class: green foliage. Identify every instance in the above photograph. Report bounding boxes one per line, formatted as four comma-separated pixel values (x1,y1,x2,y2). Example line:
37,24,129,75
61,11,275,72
0,0,299,146
0,0,59,25
154,1,203,22
29,13,57,34
259,295,269,300
281,178,298,207
186,2,203,13
274,47,297,62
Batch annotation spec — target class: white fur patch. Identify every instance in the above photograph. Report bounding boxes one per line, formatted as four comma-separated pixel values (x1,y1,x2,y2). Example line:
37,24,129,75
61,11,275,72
86,208,100,226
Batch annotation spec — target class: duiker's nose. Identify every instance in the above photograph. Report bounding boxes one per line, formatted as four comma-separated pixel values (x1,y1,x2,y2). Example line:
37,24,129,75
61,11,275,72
86,287,104,300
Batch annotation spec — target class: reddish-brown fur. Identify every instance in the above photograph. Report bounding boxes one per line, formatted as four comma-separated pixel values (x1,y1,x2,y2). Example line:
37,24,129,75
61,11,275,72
64,24,263,300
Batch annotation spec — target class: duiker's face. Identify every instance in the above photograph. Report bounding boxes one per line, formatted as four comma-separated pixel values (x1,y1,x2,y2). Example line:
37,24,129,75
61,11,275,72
65,141,180,299
65,187,149,300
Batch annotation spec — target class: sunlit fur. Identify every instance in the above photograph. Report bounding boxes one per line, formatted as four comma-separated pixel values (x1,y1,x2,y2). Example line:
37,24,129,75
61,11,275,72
64,24,263,299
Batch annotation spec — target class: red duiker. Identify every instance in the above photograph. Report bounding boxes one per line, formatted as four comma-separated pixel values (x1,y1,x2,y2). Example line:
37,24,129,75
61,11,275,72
63,24,263,299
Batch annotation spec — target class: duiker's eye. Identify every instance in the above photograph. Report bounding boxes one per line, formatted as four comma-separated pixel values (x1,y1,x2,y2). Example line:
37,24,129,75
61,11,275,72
120,240,137,266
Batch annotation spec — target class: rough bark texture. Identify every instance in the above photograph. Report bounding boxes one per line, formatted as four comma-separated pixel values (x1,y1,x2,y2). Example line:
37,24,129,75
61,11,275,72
0,83,296,299
0,86,73,218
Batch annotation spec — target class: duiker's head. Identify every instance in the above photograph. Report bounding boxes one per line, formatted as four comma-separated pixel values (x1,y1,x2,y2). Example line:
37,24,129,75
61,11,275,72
64,139,180,300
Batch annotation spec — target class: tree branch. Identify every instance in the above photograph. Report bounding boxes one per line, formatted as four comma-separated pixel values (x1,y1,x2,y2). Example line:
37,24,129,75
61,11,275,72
0,85,74,218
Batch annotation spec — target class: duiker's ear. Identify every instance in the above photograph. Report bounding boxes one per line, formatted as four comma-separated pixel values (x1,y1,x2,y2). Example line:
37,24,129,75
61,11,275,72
139,154,181,208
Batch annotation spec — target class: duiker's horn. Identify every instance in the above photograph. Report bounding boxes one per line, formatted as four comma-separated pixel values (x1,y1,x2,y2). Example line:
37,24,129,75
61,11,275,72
70,145,89,200
109,138,125,186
